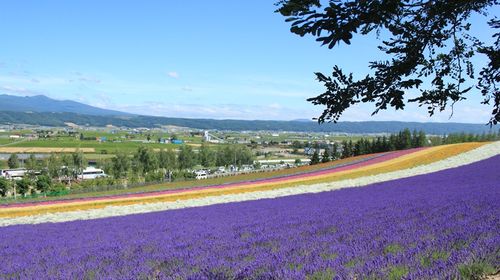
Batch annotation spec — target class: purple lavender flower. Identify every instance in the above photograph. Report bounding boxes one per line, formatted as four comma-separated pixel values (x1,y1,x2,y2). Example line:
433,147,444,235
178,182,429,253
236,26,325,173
0,156,499,279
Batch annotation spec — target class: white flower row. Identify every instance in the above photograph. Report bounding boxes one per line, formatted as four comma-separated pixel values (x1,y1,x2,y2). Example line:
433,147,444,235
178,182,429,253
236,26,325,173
1,142,499,227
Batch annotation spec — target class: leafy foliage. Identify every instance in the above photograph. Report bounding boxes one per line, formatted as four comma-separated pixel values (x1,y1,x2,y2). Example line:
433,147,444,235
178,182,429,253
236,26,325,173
15,178,31,197
36,175,52,194
1,156,498,278
0,177,10,197
7,154,19,169
276,0,500,125
177,145,197,169
458,262,497,280
111,152,130,179
133,147,158,175
310,149,320,165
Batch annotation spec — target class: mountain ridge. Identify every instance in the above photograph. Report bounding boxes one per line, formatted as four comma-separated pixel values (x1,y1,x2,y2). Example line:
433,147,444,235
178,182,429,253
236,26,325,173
0,94,496,134
0,111,496,134
0,94,130,116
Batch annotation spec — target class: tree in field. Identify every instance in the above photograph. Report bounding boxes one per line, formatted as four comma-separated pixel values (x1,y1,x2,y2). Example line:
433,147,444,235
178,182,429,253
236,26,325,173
25,154,36,169
25,154,38,178
215,145,254,167
72,151,85,177
0,177,10,197
16,178,31,197
417,130,427,147
134,147,159,175
341,140,354,158
215,146,228,167
36,175,52,197
399,128,413,150
199,144,216,167
276,0,500,125
7,153,19,169
310,148,320,165
158,149,177,170
233,145,254,166
321,148,331,163
60,154,73,184
331,142,341,159
111,152,130,179
177,145,197,170
47,154,61,180
412,130,428,148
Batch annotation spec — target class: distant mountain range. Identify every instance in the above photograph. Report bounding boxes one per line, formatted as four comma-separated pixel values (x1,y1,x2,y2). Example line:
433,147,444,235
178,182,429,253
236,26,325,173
0,94,129,116
0,94,497,134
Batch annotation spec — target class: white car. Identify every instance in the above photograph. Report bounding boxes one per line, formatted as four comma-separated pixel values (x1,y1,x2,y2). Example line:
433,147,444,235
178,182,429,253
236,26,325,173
194,170,208,180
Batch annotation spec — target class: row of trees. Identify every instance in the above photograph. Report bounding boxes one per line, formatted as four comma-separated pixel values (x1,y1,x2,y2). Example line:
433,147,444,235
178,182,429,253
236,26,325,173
1,144,255,197
310,129,428,164
310,129,500,165
0,175,66,198
108,144,254,180
431,131,500,145
7,152,85,173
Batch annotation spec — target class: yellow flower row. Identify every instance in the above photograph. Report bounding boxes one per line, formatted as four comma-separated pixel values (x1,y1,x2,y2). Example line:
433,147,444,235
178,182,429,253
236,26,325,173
0,143,484,219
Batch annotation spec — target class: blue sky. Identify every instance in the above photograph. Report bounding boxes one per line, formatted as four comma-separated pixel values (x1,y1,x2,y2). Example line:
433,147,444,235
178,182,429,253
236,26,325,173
0,1,498,123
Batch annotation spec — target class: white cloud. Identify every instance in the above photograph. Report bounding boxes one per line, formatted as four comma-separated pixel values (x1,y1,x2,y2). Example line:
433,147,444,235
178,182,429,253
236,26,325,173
114,102,318,121
334,101,494,124
77,77,101,84
167,71,179,79
0,85,40,96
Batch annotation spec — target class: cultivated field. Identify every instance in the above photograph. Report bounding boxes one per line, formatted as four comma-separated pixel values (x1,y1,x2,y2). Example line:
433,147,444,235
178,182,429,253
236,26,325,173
0,142,486,220
0,145,500,279
0,142,498,279
0,147,95,153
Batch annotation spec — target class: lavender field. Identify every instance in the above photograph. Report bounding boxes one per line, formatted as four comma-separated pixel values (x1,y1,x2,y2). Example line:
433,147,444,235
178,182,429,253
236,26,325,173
1,156,499,279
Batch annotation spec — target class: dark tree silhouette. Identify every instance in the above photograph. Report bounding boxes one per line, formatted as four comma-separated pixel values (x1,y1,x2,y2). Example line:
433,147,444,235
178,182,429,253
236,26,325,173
276,0,499,125
310,148,320,165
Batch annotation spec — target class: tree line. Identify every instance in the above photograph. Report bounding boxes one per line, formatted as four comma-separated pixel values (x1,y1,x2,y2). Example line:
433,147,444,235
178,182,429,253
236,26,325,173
309,129,500,165
0,144,254,198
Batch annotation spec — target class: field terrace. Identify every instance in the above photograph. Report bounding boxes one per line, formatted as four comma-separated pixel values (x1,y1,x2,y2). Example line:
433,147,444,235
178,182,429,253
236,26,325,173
0,142,498,279
0,142,495,224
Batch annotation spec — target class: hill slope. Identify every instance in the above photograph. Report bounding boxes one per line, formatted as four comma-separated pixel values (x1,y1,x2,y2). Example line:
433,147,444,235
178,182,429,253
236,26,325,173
0,111,496,134
0,94,496,133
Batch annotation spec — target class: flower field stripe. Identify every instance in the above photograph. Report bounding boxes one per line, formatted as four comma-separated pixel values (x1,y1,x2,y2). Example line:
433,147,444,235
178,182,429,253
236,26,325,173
0,142,492,224
1,151,498,279
0,153,378,208
0,148,430,218
0,143,485,219
0,149,414,211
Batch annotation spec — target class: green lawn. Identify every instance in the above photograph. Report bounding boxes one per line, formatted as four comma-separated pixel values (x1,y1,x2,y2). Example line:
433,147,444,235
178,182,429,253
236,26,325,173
0,139,14,145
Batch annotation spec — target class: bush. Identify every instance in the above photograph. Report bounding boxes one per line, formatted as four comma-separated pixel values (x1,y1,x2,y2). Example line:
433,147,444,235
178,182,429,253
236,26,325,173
145,171,164,183
171,170,195,181
50,183,67,193
458,262,496,280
